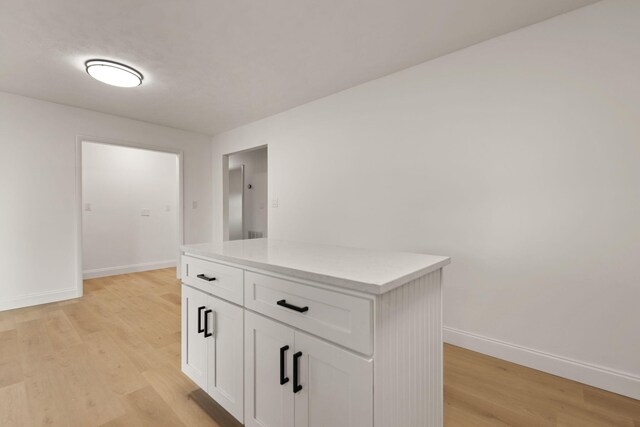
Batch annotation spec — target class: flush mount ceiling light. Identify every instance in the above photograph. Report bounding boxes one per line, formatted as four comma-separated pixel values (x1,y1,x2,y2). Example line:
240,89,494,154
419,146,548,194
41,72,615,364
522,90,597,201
85,59,143,87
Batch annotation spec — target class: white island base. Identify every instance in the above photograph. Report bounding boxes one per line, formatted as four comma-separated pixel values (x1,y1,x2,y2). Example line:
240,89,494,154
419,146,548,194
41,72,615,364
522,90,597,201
181,239,450,427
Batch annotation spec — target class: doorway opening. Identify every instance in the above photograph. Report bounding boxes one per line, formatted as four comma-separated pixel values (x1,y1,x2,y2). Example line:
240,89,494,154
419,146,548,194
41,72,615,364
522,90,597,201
224,146,268,241
76,138,183,295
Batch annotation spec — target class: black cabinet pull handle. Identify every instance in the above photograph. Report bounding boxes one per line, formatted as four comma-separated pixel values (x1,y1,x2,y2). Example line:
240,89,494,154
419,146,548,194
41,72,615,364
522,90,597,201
279,345,290,385
197,274,216,282
277,299,309,313
203,309,213,337
293,351,303,393
197,306,206,333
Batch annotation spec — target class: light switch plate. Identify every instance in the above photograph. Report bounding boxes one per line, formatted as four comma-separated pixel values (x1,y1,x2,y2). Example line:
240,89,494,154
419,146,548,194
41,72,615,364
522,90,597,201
192,201,198,209
141,208,150,216
84,203,92,212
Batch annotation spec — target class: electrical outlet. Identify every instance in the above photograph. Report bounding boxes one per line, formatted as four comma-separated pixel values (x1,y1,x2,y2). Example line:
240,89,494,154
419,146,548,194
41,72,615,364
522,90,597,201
165,205,171,212
84,203,92,212
271,198,279,208
192,201,198,209
141,209,150,216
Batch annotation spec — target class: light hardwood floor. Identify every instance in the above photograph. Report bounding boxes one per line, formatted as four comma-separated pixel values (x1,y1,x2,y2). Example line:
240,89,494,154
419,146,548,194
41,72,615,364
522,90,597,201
0,268,637,426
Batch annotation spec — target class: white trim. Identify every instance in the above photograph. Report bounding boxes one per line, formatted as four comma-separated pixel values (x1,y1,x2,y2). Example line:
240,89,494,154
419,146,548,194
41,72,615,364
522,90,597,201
443,326,640,400
75,137,84,298
75,135,185,297
0,288,79,312
83,260,177,279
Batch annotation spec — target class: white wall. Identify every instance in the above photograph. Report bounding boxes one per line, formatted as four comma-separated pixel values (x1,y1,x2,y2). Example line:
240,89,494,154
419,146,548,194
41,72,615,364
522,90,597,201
228,166,244,240
82,142,179,277
229,148,268,239
211,1,640,398
0,92,212,310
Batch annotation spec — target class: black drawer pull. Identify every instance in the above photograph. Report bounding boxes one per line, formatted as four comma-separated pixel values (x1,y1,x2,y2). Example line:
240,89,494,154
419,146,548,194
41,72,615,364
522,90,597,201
277,299,309,313
280,345,290,385
197,306,206,333
197,274,216,282
293,351,303,393
203,309,213,338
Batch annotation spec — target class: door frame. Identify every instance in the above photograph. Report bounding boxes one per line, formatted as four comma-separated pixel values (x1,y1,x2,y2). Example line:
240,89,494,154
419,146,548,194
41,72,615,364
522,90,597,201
74,135,184,297
222,144,268,241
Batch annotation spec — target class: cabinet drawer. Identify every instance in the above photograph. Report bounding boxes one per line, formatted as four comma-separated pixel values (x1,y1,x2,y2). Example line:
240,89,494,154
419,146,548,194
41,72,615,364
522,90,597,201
244,272,373,355
182,256,244,305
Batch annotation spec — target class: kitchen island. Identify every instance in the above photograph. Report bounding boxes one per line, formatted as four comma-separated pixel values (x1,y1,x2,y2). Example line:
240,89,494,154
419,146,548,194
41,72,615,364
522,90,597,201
181,239,450,427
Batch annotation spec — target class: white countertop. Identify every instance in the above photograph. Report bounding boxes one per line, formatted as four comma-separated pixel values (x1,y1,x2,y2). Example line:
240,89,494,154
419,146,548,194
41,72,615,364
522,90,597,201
182,239,450,294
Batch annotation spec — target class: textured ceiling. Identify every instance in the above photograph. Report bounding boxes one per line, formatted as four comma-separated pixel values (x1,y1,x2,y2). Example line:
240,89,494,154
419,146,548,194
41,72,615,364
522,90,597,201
0,0,597,135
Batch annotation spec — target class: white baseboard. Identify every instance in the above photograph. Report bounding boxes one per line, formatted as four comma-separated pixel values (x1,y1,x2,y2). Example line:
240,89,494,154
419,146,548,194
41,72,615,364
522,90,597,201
443,326,640,400
0,287,79,312
83,260,177,279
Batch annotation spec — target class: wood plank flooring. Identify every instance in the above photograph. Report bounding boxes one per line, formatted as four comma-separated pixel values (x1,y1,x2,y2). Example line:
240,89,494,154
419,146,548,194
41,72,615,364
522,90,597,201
0,268,637,426
444,345,640,426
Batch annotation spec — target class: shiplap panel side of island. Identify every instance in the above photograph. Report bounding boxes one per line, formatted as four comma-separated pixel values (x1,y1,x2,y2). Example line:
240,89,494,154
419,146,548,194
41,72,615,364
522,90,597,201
374,269,443,427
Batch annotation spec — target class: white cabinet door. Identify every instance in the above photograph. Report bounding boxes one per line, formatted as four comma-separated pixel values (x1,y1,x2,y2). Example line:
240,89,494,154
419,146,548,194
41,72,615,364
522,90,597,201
294,331,373,427
206,294,244,423
245,311,295,427
181,284,208,390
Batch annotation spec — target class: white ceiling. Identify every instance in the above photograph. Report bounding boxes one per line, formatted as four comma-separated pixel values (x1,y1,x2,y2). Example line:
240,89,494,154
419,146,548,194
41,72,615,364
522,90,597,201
0,0,597,135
